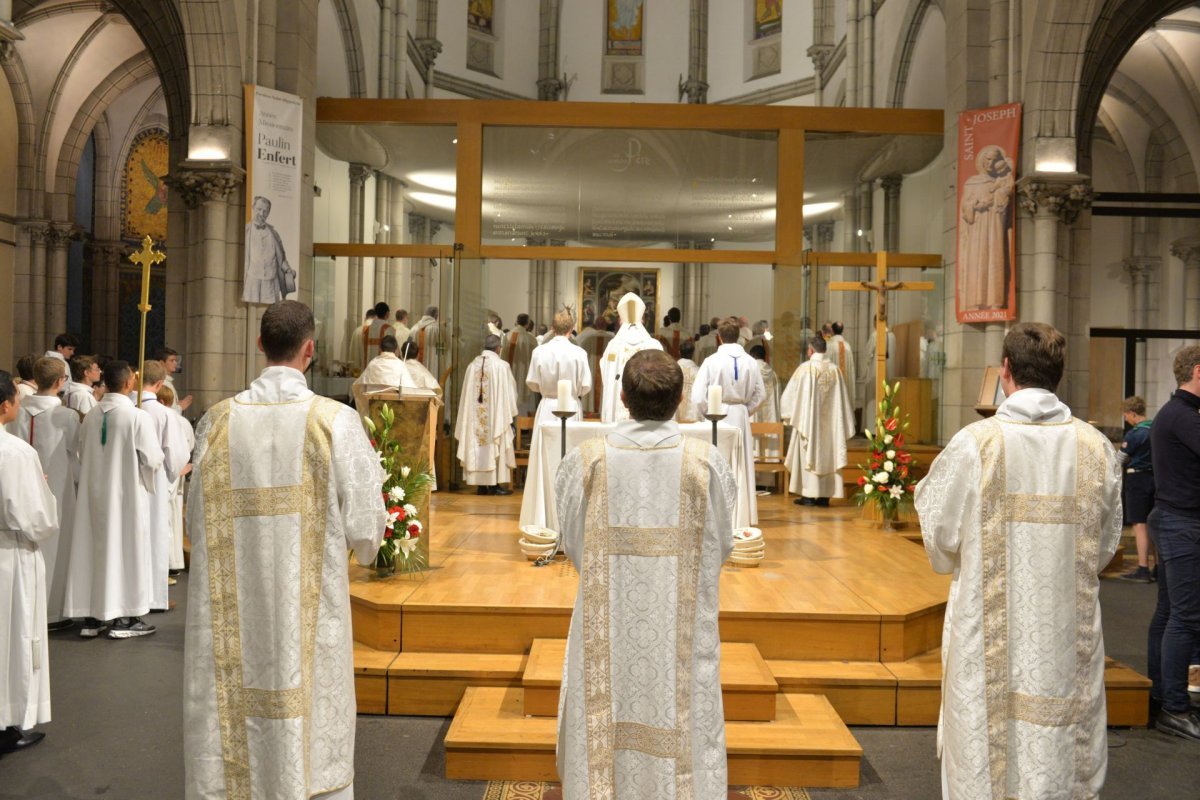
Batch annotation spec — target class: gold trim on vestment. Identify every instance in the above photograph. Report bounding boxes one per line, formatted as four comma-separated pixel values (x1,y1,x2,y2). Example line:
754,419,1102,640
1007,493,1075,525
201,397,340,800
613,721,683,759
1072,420,1105,792
1008,692,1086,728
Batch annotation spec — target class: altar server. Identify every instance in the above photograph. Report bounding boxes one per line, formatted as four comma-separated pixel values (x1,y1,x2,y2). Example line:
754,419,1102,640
573,317,613,416
501,314,538,416
356,301,394,368
12,357,80,626
63,360,164,639
675,338,700,423
692,317,765,524
64,355,99,416
526,309,591,428
410,305,444,384
598,293,663,422
185,300,387,800
915,323,1122,800
0,370,59,755
779,336,854,505
456,335,519,495
555,350,735,799
155,384,194,573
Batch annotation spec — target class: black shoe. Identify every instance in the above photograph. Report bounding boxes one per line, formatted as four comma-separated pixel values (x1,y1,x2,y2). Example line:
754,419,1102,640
815,498,830,507
794,497,817,506
108,617,156,639
168,569,182,576
47,619,74,632
79,617,108,638
0,727,45,754
1156,708,1200,741
1152,564,1159,582
492,485,513,496
476,486,489,495
1117,566,1154,584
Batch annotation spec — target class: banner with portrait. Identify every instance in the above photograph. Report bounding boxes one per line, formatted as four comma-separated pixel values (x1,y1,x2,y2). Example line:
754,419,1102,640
955,102,1021,324
243,84,302,304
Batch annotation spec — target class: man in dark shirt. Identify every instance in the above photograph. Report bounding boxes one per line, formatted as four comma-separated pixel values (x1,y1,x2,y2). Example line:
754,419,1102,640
1117,396,1155,583
1148,345,1200,739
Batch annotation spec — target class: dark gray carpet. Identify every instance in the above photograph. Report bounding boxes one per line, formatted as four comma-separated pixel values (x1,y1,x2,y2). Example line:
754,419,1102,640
2,568,1197,799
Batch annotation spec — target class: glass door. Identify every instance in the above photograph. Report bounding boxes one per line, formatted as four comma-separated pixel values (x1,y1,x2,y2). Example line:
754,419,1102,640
441,246,488,487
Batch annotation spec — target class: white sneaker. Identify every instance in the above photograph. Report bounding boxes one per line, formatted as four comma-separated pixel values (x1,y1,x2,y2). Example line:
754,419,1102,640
1189,664,1200,693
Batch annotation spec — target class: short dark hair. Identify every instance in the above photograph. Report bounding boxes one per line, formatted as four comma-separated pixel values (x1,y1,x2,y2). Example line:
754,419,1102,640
831,321,844,335
1002,323,1066,391
260,301,315,363
400,340,418,359
516,313,530,327
749,345,766,360
54,333,78,350
668,307,681,323
154,347,178,361
365,308,376,320
103,360,132,393
622,350,683,421
15,354,36,381
70,355,95,382
374,301,390,318
809,336,827,354
396,308,409,322
0,370,15,406
679,339,695,359
718,317,740,343
380,335,399,354
698,324,710,337
484,334,501,352
1121,396,1146,416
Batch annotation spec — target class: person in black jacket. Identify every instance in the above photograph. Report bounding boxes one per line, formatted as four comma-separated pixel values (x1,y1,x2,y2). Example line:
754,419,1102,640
1117,396,1156,583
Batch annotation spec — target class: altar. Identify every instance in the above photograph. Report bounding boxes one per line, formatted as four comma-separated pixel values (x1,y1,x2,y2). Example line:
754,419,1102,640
517,420,752,532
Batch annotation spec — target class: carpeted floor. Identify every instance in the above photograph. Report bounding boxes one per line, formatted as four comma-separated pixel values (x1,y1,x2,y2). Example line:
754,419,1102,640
2,569,1199,799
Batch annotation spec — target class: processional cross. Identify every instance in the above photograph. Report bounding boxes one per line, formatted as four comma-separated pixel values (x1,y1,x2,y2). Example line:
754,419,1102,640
128,235,165,408
829,251,935,404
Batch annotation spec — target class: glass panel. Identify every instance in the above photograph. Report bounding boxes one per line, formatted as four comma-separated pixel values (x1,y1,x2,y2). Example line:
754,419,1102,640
311,255,356,400
442,250,489,486
481,127,777,250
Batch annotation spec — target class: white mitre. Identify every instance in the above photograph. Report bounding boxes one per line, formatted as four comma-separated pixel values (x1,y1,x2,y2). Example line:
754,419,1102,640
616,292,647,331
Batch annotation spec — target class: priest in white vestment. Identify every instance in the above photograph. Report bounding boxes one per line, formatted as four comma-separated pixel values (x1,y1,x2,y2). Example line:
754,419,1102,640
12,358,80,626
410,305,444,384
692,317,766,524
599,293,663,423
655,306,686,358
526,310,592,428
64,355,100,416
352,335,420,419
63,360,164,639
675,339,700,423
355,302,394,369
456,335,519,495
574,318,614,416
915,323,1122,800
501,314,538,416
779,336,854,505
749,345,783,485
392,309,411,348
828,322,858,411
185,301,387,800
555,350,735,800
0,371,59,753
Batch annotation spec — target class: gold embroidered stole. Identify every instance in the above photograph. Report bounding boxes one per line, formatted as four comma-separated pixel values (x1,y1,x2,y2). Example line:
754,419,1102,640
200,396,340,800
837,340,846,378
591,338,605,413
578,435,709,799
417,327,427,363
969,418,1105,800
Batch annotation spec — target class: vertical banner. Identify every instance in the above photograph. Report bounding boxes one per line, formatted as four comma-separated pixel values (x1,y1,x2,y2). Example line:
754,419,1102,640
956,102,1021,324
243,85,302,304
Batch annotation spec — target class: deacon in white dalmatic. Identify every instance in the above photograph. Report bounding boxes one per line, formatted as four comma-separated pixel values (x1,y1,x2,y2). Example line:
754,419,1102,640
456,335,520,495
915,323,1122,800
185,301,387,800
555,350,735,800
779,336,854,505
573,317,614,416
692,317,766,524
0,370,59,754
63,360,164,639
598,292,663,423
526,309,592,429
11,357,80,627
501,314,539,416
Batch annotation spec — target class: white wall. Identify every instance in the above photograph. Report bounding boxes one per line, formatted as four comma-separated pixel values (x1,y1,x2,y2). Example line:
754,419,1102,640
316,0,353,98
436,0,541,96
707,0,814,103
899,5,945,110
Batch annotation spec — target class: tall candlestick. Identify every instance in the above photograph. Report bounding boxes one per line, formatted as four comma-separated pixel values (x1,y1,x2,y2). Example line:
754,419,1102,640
707,384,723,415
556,379,572,413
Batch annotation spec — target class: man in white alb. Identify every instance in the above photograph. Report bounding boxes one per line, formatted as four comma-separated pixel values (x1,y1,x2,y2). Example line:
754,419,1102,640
64,356,100,416
526,309,592,429
456,335,519,496
692,317,766,524
185,301,387,800
501,313,538,416
915,323,1122,800
574,317,614,416
779,336,854,506
352,335,418,418
410,305,444,384
346,308,375,375
555,349,735,799
598,293,663,423
693,317,721,365
392,308,411,347
400,340,442,397
675,338,700,423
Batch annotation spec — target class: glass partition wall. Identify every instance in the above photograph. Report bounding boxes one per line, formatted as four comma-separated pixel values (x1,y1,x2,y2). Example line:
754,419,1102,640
312,101,945,482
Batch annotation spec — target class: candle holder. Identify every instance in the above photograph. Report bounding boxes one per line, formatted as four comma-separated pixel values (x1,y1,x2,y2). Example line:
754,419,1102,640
704,412,727,447
552,408,575,459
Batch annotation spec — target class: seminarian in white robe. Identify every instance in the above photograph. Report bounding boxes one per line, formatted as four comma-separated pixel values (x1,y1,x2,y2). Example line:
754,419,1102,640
455,347,519,487
138,390,189,611
12,393,80,623
526,332,592,427
779,351,854,500
501,324,538,416
63,392,164,622
166,408,195,571
692,339,766,524
555,419,736,800
184,366,387,800
915,387,1122,800
599,294,663,423
574,323,614,416
410,310,444,384
62,380,97,417
0,428,58,733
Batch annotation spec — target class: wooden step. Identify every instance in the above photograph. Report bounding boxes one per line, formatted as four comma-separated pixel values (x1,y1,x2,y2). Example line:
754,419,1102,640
768,660,898,725
444,687,862,788
523,639,779,721
1104,657,1153,727
386,651,527,716
354,643,397,715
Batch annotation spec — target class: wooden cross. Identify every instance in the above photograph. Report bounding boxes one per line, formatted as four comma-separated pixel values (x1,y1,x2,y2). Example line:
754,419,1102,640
829,251,934,404
128,235,165,407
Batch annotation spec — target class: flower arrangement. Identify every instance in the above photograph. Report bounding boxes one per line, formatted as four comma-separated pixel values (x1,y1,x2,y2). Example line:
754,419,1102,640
854,381,918,525
365,403,434,575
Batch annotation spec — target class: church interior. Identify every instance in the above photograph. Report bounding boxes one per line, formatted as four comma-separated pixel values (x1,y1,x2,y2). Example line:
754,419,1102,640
5,0,1200,797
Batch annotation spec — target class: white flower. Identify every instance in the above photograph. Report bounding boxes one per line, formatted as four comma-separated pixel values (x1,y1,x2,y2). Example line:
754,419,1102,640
401,465,412,478
885,449,896,459
864,484,874,494
378,452,387,466
883,460,895,472
864,429,874,440
385,509,401,529
399,538,419,555
883,434,893,445
403,503,418,519
873,471,891,483
888,486,905,500
388,486,406,503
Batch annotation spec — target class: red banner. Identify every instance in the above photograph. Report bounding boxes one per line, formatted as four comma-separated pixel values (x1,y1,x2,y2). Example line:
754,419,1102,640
956,103,1021,324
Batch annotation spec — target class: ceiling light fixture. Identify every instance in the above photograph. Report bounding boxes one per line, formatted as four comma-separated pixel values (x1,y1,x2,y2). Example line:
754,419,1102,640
407,171,457,193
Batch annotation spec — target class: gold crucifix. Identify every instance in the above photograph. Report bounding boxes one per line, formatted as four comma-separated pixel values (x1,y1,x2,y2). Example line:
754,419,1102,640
830,251,934,405
128,235,165,407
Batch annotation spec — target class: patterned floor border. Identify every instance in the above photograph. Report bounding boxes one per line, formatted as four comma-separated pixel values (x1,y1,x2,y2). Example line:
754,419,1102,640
482,781,811,800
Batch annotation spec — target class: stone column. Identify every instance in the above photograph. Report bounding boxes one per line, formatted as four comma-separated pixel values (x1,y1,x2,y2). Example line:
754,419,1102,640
1015,174,1093,326
408,212,430,315
680,242,711,333
380,0,396,98
1171,238,1200,329
880,175,903,252
26,222,50,351
89,241,126,356
347,162,371,328
537,0,564,100
845,0,859,107
859,0,874,107
373,171,390,302
415,0,442,99
45,224,78,338
680,0,708,104
388,177,408,313
527,237,556,328
807,45,833,106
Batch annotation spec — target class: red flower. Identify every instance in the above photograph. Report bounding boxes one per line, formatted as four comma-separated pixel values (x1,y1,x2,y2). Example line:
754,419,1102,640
897,452,912,465
899,466,909,478
857,475,867,487
870,460,881,469
407,523,421,538
384,529,393,539
895,434,905,448
370,439,377,448
885,417,899,432
906,484,916,493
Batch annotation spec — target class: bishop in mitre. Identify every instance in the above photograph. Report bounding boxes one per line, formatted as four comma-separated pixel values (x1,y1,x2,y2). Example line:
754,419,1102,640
501,314,538,416
456,335,519,496
780,336,854,506
410,305,444,384
573,317,614,416
63,360,164,639
598,293,663,422
915,323,1121,800
555,350,735,799
11,357,80,628
0,371,59,756
185,301,387,800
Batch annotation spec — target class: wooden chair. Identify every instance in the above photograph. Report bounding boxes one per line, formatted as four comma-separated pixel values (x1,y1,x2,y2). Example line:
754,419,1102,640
513,416,535,488
750,421,790,502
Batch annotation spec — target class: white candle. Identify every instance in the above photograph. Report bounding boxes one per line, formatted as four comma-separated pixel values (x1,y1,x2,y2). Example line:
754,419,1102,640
557,379,572,413
707,385,723,415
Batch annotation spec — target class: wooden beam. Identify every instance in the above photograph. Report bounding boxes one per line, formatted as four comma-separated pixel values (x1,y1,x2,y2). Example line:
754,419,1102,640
776,129,805,266
479,244,775,264
455,120,483,253
314,243,450,258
